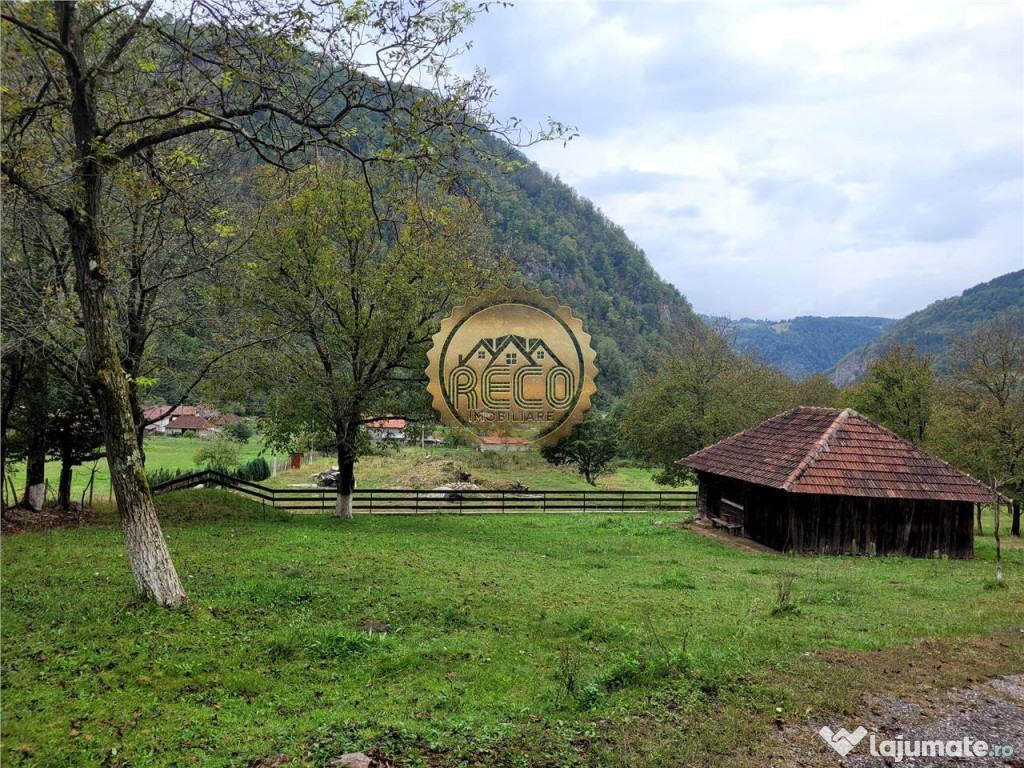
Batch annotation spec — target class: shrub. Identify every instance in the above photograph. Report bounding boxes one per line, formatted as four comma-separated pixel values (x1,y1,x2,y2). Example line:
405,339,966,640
235,457,270,482
194,434,241,468
223,421,254,443
148,467,186,486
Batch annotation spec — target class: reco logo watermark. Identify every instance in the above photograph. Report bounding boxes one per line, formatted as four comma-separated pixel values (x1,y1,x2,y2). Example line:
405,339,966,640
819,725,1016,762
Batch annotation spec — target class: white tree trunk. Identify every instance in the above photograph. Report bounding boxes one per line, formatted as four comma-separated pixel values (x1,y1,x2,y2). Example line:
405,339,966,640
335,491,354,520
26,483,45,511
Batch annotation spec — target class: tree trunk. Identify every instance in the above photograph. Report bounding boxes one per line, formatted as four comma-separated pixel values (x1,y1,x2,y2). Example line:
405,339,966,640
994,495,1003,586
976,503,984,536
24,449,46,511
334,446,356,520
1,352,25,492
57,455,73,511
59,1,186,608
22,366,48,511
1013,501,1021,537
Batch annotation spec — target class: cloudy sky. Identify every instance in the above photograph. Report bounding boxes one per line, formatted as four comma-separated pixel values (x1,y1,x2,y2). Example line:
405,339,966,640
453,1,1023,320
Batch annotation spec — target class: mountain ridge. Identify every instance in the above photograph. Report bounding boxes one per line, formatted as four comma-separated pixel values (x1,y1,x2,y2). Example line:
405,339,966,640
827,269,1024,385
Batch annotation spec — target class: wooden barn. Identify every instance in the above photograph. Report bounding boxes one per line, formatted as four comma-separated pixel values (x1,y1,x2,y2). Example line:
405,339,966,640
678,407,999,559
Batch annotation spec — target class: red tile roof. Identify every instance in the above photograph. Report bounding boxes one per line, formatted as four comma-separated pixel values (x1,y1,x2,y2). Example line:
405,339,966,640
144,404,199,421
167,414,215,431
365,418,406,430
215,413,244,425
678,407,1000,503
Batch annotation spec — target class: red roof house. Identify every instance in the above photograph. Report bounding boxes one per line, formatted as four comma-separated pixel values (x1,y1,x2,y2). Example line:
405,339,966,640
365,417,406,443
678,407,999,558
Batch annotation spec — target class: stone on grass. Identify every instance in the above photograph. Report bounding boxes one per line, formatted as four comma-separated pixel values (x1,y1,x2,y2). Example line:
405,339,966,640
329,753,372,768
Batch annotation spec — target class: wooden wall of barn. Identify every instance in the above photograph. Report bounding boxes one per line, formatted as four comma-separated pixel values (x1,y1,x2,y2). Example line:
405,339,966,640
695,472,974,558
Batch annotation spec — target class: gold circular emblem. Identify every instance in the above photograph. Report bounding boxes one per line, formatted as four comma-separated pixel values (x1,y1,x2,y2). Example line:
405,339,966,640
426,287,598,447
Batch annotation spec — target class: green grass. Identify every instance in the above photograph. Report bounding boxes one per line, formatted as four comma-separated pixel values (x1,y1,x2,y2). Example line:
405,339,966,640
2,493,1022,767
3,435,267,505
5,442,670,508
265,445,671,491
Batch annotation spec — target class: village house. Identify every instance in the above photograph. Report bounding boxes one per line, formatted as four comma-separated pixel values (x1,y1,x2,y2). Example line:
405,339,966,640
678,407,1001,559
365,418,407,443
164,414,218,438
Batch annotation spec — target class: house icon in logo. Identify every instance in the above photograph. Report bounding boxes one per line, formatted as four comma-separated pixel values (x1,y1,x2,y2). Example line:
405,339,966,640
450,335,574,412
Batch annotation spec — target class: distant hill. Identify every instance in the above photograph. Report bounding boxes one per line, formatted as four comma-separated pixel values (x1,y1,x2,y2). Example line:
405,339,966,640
711,316,897,380
470,148,701,397
828,270,1024,386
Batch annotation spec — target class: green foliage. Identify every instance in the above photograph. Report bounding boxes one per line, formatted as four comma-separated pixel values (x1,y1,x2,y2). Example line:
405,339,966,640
214,161,503,500
147,467,187,487
621,323,796,484
929,316,1024,502
193,434,242,469
473,145,701,397
442,429,473,449
831,270,1024,385
541,412,621,486
236,457,271,482
723,315,897,379
842,343,935,443
223,421,254,443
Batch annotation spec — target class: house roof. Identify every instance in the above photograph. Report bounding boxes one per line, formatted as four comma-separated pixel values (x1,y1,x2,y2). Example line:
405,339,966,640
167,414,215,431
144,404,198,421
678,407,1000,503
215,413,244,425
365,418,406,430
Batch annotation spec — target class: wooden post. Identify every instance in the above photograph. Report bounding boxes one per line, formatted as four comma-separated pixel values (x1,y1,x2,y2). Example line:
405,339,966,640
1012,500,1021,537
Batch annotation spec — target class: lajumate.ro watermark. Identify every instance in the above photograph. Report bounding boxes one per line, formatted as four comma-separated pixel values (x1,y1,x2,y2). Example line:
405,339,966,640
819,725,1016,761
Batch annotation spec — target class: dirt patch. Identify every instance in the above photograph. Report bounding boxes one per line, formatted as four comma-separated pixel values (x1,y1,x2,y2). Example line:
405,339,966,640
772,675,1024,767
764,634,1024,767
683,517,777,554
1,503,106,536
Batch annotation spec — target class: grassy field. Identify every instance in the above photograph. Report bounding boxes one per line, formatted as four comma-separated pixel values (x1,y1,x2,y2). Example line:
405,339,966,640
4,443,667,508
2,494,1022,767
265,446,668,491
2,435,267,506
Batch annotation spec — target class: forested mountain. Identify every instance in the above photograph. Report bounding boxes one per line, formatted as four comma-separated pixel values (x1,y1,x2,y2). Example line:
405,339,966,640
713,315,896,380
829,270,1024,385
476,152,700,396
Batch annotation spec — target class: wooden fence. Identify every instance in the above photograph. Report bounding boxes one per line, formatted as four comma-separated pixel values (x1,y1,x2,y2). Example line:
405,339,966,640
152,470,696,514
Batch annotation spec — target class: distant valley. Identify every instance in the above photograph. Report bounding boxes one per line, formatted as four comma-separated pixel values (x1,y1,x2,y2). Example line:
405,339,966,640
712,269,1023,384
706,315,897,380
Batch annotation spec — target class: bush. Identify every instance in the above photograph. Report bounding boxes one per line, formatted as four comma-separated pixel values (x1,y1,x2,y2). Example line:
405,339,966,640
442,428,472,448
201,457,271,482
194,434,241,468
236,457,270,482
148,467,186,486
223,421,254,443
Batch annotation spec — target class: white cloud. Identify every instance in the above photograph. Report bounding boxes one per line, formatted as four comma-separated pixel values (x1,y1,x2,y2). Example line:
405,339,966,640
457,0,1024,319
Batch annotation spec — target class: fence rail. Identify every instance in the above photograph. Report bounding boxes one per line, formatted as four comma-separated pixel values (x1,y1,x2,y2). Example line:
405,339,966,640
152,470,696,514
